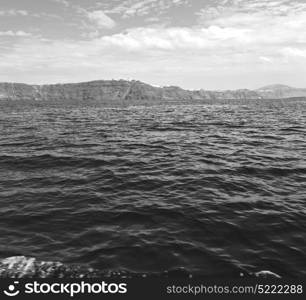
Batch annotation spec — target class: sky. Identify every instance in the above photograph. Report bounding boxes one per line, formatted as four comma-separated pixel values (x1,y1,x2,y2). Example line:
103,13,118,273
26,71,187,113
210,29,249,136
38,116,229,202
0,0,306,89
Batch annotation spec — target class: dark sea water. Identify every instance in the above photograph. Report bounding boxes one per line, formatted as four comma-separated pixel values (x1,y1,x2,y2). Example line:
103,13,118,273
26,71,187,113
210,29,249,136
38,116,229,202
0,98,305,278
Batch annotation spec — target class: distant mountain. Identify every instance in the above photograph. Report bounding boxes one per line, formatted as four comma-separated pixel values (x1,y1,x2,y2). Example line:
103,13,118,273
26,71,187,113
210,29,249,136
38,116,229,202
0,80,305,101
258,84,293,90
257,84,306,99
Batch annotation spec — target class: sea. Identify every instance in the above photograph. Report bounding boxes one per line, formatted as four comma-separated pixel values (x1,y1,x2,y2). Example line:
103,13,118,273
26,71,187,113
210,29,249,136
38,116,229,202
0,98,305,278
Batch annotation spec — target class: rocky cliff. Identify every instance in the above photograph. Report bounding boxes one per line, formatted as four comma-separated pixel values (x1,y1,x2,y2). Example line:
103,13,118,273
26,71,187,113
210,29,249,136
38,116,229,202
0,80,132,101
0,80,305,101
256,84,306,99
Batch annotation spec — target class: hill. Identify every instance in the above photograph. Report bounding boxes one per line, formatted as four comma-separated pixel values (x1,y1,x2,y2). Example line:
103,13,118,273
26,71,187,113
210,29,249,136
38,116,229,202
1,80,305,101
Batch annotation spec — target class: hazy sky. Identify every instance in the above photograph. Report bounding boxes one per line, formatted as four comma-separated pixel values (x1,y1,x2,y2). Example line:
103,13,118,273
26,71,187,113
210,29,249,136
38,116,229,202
0,0,306,89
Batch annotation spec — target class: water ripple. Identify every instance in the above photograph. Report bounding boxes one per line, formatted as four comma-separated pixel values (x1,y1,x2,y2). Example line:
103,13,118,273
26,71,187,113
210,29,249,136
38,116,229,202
0,98,305,277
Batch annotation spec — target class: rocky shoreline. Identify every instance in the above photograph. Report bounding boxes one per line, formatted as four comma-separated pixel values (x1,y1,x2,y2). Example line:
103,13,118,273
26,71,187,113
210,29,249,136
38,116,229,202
1,80,305,102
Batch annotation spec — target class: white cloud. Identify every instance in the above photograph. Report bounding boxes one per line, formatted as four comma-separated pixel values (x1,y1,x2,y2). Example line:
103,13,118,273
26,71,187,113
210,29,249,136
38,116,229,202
259,56,273,63
105,0,188,18
0,10,28,16
280,47,306,58
97,26,250,51
0,31,32,37
0,9,61,20
87,10,116,29
52,0,70,8
1,0,306,88
195,0,306,53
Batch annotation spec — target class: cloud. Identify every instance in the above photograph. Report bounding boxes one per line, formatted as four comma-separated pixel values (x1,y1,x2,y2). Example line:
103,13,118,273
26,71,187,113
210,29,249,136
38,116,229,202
98,26,249,51
0,9,61,20
259,56,273,63
197,0,306,26
51,1,116,34
0,10,28,16
195,0,306,52
105,0,188,18
1,0,306,88
87,10,116,29
280,47,306,58
51,0,70,8
0,31,32,37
